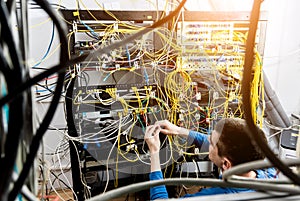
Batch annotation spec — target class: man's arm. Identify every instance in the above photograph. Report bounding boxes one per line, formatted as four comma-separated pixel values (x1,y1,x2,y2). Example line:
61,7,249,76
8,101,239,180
144,125,169,200
188,130,210,151
155,120,210,150
150,152,161,172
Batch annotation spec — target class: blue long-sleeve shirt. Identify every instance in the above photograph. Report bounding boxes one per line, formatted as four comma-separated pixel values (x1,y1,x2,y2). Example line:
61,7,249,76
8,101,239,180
149,130,277,200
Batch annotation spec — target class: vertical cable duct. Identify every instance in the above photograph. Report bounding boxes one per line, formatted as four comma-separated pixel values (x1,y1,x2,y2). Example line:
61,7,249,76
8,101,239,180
242,0,300,185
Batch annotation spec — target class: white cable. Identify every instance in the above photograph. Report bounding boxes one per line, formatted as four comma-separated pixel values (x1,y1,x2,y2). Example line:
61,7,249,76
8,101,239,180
55,143,76,200
69,139,91,200
12,172,39,201
267,129,282,140
193,159,199,179
103,131,119,193
48,171,67,201
48,139,74,200
78,116,133,143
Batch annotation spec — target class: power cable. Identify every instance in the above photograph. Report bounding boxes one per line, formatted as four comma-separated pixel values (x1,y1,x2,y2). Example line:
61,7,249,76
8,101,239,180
8,0,69,199
0,0,186,107
241,0,300,185
12,171,39,201
0,0,25,199
0,46,12,82
8,74,66,201
5,0,15,14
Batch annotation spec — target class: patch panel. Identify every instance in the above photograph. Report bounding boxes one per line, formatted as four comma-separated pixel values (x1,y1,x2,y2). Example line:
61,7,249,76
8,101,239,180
177,22,234,44
176,21,257,71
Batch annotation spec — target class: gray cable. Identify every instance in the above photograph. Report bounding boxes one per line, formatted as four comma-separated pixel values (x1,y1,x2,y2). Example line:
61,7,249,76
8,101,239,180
223,159,300,180
228,175,291,184
264,72,291,127
225,179,300,193
86,177,300,201
12,172,39,201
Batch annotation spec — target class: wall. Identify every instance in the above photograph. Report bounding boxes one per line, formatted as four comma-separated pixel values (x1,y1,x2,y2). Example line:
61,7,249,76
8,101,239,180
263,0,300,116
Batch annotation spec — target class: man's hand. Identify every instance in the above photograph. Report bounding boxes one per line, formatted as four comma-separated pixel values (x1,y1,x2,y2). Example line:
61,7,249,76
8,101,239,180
144,125,161,154
155,120,189,138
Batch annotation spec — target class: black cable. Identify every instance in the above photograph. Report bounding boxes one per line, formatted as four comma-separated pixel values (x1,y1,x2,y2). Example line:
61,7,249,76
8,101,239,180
0,0,186,107
47,127,68,131
5,0,15,14
9,74,66,201
0,46,17,117
49,170,73,192
9,76,68,200
0,47,12,78
241,0,300,185
86,0,187,59
0,7,188,197
194,159,201,175
85,32,100,40
36,82,56,91
2,4,189,197
112,72,118,84
36,93,54,101
31,66,51,70
0,53,88,107
65,75,86,200
175,0,187,11
124,193,129,201
35,92,54,102
0,3,23,74
8,0,69,199
0,1,25,199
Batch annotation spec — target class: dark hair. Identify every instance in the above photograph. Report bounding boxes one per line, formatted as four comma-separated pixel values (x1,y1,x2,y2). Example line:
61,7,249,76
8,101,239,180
214,118,266,166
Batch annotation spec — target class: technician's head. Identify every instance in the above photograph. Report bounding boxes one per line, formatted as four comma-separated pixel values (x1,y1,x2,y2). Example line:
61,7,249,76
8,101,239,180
208,118,266,171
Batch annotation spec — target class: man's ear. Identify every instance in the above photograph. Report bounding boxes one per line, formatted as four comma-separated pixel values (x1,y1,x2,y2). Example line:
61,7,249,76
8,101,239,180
222,157,232,171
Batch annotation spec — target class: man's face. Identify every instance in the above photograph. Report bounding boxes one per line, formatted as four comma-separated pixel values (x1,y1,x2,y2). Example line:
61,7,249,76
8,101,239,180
208,130,224,168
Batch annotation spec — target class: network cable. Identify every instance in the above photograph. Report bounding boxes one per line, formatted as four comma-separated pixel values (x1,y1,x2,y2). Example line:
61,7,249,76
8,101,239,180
241,0,300,186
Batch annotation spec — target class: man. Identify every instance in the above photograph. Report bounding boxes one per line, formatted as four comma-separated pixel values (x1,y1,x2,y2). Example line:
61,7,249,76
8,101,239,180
144,118,277,200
